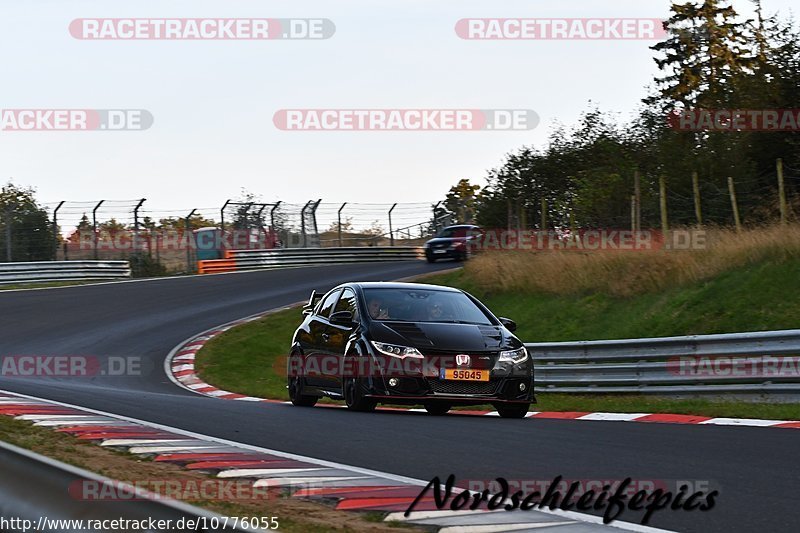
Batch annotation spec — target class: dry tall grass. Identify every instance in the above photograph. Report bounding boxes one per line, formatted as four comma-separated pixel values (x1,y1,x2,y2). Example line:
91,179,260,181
466,225,800,297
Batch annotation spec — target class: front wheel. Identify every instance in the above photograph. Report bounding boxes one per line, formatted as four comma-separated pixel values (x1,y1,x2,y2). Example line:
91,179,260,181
495,403,530,419
426,255,436,263
424,402,451,416
344,376,376,412
288,354,318,407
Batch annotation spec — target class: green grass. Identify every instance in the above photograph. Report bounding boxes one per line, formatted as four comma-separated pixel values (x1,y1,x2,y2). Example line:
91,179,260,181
194,256,800,419
195,307,303,400
534,395,800,420
423,258,800,341
0,280,102,291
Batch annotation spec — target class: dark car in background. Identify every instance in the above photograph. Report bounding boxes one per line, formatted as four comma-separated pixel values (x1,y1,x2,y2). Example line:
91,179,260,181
288,282,533,418
424,224,482,262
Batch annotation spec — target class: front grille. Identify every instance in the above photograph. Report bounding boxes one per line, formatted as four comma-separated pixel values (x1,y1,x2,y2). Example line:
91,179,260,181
426,378,499,395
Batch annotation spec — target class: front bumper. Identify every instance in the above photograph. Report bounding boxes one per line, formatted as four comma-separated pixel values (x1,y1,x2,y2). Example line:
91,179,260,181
365,375,535,405
425,247,465,259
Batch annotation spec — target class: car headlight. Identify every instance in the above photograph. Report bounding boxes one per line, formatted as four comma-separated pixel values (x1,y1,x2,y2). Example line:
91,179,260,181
499,347,528,364
371,341,423,359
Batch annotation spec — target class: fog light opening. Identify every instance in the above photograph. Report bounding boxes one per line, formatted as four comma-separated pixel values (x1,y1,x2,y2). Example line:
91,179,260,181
519,382,527,392
389,378,399,387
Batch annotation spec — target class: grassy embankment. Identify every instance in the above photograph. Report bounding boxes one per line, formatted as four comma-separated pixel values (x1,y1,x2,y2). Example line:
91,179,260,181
196,225,800,419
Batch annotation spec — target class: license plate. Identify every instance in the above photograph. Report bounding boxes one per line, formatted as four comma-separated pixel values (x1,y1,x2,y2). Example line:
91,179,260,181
440,369,489,381
433,249,446,254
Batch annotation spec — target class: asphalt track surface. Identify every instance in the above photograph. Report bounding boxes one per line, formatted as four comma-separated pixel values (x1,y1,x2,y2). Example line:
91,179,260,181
0,262,797,532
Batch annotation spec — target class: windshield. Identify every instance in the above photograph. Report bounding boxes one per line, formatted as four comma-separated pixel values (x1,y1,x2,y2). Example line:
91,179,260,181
362,288,494,325
436,227,470,239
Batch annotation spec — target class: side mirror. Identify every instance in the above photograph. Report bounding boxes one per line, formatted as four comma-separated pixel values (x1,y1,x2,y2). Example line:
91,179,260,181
499,317,517,332
330,310,354,326
303,290,320,315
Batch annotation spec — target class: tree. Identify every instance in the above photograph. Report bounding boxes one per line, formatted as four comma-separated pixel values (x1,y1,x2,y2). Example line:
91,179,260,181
230,189,268,230
365,220,384,236
66,214,92,244
444,179,481,223
0,182,55,261
648,0,753,109
158,215,216,231
327,217,353,233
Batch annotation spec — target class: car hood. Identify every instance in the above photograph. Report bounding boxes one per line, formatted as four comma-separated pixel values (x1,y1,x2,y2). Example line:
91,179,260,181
425,237,467,247
369,321,519,352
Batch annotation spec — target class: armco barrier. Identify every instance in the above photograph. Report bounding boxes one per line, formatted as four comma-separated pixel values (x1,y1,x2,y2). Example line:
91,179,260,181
198,247,423,274
0,260,131,285
527,329,800,394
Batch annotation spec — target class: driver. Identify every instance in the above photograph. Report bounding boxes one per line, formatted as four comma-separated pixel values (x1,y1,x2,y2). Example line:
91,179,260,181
367,296,390,319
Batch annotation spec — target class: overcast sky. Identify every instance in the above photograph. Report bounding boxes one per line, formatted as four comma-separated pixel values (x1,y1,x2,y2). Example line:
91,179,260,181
0,0,796,221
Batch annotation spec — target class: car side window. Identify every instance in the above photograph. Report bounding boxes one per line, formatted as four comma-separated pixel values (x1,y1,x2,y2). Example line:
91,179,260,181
334,288,359,321
316,289,341,318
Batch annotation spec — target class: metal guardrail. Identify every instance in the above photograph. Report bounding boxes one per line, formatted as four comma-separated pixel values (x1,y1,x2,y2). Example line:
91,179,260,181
0,261,132,285
0,440,255,532
526,329,800,394
198,247,423,274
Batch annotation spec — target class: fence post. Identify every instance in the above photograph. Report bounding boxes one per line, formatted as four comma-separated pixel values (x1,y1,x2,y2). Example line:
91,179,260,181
256,204,267,233
220,199,231,235
241,202,254,231
692,172,702,227
133,198,146,254
311,199,321,242
728,177,742,232
92,200,104,260
659,176,668,240
388,203,397,246
337,202,347,247
185,209,197,272
300,200,312,248
431,201,442,234
630,195,636,232
540,198,547,230
53,201,65,260
634,170,641,232
777,158,787,225
4,203,12,262
269,201,281,233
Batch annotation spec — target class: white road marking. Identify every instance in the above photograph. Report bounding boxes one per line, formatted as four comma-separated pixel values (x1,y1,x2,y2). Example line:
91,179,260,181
578,413,650,422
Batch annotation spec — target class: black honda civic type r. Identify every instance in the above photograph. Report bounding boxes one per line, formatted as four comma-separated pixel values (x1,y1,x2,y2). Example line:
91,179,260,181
287,282,534,418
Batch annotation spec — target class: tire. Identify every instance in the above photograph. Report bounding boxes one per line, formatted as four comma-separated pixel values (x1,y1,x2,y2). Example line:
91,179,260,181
426,255,436,263
495,403,530,419
287,354,318,407
344,376,376,412
424,402,451,416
